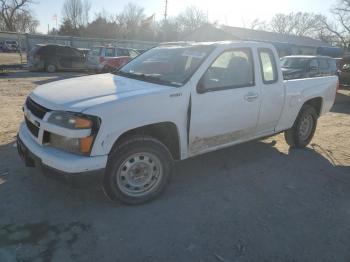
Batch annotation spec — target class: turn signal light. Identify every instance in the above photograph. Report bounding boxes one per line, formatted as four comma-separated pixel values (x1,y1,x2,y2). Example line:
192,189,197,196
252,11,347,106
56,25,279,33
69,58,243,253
80,136,94,154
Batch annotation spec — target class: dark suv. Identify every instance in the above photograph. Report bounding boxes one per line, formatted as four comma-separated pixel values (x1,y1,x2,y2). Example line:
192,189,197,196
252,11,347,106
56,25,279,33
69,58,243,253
280,55,337,80
28,44,88,73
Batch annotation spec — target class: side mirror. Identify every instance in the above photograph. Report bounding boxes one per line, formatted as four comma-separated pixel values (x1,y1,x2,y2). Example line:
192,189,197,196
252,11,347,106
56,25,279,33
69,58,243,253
196,80,207,94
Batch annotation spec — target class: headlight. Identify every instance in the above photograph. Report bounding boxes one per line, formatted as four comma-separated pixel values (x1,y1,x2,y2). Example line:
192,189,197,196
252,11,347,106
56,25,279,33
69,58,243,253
49,134,94,155
47,111,94,129
46,111,100,155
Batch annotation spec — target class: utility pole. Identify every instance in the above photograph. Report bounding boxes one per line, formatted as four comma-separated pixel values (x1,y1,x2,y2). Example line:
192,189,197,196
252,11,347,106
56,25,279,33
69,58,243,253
164,0,168,21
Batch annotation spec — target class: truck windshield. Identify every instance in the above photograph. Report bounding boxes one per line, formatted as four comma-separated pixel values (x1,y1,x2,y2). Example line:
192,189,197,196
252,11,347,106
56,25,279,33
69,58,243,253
115,45,214,86
280,57,309,69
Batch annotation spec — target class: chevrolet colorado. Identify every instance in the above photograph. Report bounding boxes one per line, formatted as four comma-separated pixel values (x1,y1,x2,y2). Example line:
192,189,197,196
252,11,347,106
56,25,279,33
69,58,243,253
17,41,338,204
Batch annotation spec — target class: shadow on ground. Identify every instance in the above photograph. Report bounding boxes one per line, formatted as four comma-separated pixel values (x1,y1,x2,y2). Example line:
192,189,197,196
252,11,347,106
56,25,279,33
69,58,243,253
0,137,349,262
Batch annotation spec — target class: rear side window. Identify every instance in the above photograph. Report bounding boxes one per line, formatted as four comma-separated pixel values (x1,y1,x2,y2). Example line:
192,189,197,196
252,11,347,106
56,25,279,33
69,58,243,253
318,59,329,70
328,59,337,73
70,48,82,57
39,46,56,56
91,47,101,56
56,46,72,56
259,49,278,84
309,59,318,69
116,48,130,56
105,48,115,57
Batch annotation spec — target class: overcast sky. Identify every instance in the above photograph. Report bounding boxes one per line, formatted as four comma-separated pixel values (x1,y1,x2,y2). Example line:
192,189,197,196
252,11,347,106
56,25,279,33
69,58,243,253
35,0,334,33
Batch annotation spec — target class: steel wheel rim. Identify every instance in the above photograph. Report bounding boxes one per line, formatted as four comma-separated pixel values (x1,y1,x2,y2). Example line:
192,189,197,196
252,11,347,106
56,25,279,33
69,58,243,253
299,114,313,140
116,152,163,197
47,65,55,72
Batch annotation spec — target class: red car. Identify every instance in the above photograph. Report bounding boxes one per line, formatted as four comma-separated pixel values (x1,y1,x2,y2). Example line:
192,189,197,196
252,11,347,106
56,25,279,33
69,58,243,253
87,46,139,72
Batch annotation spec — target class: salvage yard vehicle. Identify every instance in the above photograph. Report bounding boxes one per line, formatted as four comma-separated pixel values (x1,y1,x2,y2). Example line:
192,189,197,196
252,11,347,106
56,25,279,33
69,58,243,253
337,55,350,86
28,44,88,73
87,46,139,72
281,55,337,80
17,41,338,204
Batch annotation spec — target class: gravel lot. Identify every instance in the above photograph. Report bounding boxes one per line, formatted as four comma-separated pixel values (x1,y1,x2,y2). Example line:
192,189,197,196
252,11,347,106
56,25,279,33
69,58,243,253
0,65,350,261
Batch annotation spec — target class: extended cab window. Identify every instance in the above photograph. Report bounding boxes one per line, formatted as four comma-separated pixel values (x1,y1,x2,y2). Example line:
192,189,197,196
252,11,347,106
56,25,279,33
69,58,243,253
259,49,278,83
201,49,254,91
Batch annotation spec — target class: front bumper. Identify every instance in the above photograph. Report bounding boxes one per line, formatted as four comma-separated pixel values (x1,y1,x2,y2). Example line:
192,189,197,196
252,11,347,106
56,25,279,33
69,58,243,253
18,122,108,175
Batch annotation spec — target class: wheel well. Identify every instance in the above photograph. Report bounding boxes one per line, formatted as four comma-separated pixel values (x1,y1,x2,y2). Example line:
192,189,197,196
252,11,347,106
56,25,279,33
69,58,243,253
304,97,322,116
114,122,181,160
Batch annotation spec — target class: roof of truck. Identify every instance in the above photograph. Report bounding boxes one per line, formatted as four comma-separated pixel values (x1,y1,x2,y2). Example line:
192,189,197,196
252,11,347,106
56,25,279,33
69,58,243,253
282,55,334,59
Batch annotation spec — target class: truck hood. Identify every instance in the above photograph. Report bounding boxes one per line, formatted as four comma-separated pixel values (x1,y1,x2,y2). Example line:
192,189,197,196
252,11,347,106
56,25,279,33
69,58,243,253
30,73,173,111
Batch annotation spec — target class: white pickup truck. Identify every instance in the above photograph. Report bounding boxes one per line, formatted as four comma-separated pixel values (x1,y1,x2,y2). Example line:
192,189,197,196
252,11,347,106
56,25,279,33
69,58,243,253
17,41,338,204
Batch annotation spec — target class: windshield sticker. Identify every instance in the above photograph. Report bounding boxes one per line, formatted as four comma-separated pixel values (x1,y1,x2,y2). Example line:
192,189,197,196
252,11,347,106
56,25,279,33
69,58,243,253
181,50,206,59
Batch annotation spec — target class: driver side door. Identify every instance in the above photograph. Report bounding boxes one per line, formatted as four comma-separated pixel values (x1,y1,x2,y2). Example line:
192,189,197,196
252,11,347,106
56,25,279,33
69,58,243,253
189,48,261,155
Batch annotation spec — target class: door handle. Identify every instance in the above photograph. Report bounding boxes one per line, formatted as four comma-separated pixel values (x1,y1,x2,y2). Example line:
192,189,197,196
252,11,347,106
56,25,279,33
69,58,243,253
244,92,259,102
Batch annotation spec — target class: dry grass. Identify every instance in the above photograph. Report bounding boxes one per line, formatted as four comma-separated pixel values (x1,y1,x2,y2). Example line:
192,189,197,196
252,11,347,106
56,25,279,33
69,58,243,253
0,70,86,144
0,52,27,65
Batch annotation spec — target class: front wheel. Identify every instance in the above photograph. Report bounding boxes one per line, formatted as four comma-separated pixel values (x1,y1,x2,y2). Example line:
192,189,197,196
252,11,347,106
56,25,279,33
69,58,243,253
103,135,173,205
284,105,318,148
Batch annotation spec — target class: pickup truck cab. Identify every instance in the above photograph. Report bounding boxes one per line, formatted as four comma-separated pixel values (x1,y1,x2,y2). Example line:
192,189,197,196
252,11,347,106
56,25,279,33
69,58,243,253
17,41,338,204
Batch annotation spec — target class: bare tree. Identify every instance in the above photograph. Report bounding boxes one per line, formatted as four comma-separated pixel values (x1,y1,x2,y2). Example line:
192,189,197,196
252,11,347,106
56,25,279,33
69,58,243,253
176,6,208,35
0,0,38,32
62,0,90,29
320,0,350,48
270,12,323,37
249,18,268,30
114,3,146,39
14,10,38,33
82,0,91,25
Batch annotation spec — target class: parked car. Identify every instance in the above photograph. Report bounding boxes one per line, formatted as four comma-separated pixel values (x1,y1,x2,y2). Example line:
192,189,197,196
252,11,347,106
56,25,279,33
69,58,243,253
28,44,88,73
17,41,338,204
281,55,337,80
87,46,139,72
0,40,19,52
336,55,350,86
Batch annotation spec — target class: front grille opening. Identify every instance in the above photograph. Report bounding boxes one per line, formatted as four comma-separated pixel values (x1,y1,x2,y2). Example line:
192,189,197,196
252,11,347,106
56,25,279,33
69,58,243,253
25,97,51,119
25,117,39,137
43,131,50,144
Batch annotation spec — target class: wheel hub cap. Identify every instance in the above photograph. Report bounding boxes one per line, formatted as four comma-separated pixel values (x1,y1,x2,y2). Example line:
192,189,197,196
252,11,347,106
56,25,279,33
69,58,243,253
116,152,163,197
299,115,313,140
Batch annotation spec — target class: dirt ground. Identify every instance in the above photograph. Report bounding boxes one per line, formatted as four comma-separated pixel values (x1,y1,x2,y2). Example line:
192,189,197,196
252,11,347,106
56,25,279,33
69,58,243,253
0,52,26,66
0,67,350,261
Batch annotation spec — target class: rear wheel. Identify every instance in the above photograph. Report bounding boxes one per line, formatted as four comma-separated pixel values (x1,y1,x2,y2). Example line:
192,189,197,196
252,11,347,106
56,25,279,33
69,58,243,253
284,105,318,148
103,135,173,205
46,63,56,73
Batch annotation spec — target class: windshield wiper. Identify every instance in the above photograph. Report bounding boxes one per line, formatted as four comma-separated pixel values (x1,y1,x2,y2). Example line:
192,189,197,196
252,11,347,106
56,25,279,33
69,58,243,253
115,71,182,87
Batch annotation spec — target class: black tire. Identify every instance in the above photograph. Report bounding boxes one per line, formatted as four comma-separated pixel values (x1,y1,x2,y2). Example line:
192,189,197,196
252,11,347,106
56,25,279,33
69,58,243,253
46,63,56,73
103,135,173,205
284,104,318,148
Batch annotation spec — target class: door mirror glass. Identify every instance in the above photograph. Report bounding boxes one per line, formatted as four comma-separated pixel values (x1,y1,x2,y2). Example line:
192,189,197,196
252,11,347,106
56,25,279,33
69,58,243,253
197,80,207,94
